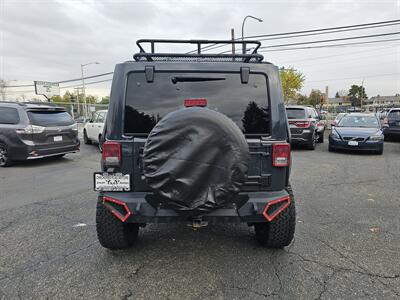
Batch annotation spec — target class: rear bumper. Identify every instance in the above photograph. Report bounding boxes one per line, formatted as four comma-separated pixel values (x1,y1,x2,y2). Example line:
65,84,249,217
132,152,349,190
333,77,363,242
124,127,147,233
329,137,383,151
383,127,400,136
290,129,313,144
99,190,291,224
11,139,80,160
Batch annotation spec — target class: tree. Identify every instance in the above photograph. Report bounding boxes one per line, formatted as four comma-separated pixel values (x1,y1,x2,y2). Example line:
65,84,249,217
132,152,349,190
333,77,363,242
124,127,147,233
348,85,367,107
280,67,305,104
308,89,324,107
241,101,269,134
100,96,110,105
335,91,340,98
296,94,308,105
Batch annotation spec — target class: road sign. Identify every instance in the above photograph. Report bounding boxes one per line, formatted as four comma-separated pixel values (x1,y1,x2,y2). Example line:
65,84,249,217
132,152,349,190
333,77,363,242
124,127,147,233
34,81,60,98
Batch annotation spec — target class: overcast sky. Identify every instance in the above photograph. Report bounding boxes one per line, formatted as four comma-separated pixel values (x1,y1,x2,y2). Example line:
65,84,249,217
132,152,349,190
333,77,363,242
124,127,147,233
1,0,399,101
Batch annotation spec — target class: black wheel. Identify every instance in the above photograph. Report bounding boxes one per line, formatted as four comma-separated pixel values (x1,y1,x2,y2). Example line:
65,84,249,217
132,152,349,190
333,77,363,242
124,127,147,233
0,143,12,167
96,198,139,250
328,144,334,152
317,131,324,143
83,129,92,145
254,184,296,248
98,135,103,153
307,132,316,150
384,134,390,142
375,145,384,155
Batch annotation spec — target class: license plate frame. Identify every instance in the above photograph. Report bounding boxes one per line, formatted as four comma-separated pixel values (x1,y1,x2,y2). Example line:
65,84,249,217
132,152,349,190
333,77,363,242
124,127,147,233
54,135,63,142
93,172,131,191
348,140,358,146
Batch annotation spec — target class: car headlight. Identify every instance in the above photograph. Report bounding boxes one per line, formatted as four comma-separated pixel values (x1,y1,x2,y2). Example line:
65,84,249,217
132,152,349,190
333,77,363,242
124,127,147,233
369,134,384,141
71,123,78,131
330,130,340,140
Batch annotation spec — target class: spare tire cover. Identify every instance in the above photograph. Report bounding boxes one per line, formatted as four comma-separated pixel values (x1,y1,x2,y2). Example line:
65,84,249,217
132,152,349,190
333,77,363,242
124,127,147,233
143,107,249,214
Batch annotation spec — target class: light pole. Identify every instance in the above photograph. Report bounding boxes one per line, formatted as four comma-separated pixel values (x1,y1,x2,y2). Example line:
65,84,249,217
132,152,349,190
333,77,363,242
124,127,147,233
241,15,263,40
81,61,99,118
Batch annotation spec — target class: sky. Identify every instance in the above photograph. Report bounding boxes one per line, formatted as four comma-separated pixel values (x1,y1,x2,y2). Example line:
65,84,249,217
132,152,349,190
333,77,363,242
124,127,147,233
0,0,399,101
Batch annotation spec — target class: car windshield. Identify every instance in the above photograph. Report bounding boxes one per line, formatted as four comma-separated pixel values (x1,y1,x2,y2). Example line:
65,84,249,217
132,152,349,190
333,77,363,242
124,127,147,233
337,115,379,128
388,110,400,120
27,111,74,126
286,108,305,119
125,72,270,135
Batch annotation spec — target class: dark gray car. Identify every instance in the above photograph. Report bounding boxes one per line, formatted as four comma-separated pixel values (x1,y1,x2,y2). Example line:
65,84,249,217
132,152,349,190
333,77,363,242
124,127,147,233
0,102,80,167
94,39,295,250
383,108,400,140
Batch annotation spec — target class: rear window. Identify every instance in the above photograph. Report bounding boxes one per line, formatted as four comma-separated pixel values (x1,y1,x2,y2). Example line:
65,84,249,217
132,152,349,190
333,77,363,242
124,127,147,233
27,111,74,126
0,107,20,124
388,110,400,120
125,72,270,135
286,108,306,119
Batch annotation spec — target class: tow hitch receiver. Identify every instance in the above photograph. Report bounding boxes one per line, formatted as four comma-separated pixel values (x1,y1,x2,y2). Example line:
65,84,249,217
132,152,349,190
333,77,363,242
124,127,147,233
190,217,208,229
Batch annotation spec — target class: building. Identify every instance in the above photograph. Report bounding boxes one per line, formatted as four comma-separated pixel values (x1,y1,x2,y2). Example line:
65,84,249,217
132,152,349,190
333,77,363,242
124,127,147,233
364,95,400,109
324,96,352,112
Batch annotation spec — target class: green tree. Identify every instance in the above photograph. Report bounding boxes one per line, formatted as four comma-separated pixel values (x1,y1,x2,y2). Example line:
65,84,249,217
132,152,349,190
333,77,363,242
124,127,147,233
335,91,340,98
101,96,110,105
296,94,308,105
50,95,63,102
85,95,98,104
280,67,305,104
348,85,367,107
308,89,323,107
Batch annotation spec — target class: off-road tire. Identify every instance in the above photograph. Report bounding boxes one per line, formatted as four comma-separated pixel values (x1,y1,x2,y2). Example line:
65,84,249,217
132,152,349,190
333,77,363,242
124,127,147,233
83,129,92,145
307,132,316,150
254,184,296,248
0,143,12,167
96,198,139,250
317,132,324,143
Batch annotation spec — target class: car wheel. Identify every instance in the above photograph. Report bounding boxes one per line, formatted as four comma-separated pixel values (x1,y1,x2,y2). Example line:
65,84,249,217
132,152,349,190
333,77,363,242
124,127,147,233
307,132,316,150
317,131,324,143
98,135,103,153
0,143,12,167
96,198,139,250
376,145,384,155
384,134,390,142
254,184,296,248
83,129,92,145
328,144,334,152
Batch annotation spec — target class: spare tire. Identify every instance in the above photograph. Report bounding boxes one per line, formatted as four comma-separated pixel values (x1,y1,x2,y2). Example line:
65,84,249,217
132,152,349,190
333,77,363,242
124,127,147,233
143,107,249,215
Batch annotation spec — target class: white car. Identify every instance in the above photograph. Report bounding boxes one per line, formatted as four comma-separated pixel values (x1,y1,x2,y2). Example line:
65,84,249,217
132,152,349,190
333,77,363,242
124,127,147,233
83,110,107,152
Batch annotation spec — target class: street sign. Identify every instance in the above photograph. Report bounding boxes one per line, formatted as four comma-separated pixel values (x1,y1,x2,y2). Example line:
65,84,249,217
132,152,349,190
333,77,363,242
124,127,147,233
34,81,60,98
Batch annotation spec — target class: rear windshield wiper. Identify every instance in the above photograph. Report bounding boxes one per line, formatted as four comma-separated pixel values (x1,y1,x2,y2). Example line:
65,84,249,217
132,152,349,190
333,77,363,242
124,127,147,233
171,76,226,84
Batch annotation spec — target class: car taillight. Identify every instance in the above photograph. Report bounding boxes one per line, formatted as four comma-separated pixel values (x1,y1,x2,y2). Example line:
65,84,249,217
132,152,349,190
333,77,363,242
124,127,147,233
184,98,207,107
16,125,45,134
102,141,121,166
294,121,311,128
272,143,290,167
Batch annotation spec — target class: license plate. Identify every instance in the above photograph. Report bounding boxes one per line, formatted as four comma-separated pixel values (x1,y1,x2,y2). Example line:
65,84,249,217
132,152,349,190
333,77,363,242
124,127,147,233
94,173,131,191
54,136,63,142
348,141,358,146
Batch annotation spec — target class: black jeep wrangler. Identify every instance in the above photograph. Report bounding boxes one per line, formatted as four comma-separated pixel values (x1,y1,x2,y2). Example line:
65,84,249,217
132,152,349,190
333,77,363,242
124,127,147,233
94,39,295,249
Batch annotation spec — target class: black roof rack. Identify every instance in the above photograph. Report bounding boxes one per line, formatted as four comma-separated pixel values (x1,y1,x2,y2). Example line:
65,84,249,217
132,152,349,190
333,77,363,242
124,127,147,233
133,39,264,63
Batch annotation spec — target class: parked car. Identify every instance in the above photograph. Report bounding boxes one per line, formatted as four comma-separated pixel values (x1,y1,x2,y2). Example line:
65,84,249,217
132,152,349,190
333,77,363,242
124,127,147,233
286,105,324,149
331,113,347,127
329,113,384,154
94,39,295,250
0,102,80,167
383,108,400,140
83,110,107,152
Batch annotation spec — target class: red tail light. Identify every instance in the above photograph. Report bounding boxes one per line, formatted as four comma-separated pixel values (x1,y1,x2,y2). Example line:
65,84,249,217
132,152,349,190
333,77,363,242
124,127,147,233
103,196,131,222
272,143,290,167
102,141,121,166
294,121,311,128
263,196,291,221
184,98,207,107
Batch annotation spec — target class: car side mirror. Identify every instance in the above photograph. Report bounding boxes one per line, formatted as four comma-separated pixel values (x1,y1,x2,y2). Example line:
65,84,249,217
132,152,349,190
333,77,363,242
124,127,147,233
89,119,93,123
331,122,336,127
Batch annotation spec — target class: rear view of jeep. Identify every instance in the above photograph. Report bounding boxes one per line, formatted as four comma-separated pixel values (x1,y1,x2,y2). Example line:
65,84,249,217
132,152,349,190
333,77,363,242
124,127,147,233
94,39,295,249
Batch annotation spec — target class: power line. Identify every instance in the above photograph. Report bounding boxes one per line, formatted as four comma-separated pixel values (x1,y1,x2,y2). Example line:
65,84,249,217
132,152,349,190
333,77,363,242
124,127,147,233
60,78,112,89
56,72,114,84
188,19,400,54
258,37,400,52
307,73,400,83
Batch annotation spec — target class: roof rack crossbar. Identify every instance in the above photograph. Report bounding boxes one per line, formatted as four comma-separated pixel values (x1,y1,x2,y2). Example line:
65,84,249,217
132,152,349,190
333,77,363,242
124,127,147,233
134,39,263,63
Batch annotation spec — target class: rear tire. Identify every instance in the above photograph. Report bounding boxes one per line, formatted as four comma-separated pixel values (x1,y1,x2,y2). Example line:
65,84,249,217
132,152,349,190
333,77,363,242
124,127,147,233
83,129,92,145
96,198,139,250
254,184,296,248
0,143,12,167
317,132,324,143
98,135,103,153
307,132,316,150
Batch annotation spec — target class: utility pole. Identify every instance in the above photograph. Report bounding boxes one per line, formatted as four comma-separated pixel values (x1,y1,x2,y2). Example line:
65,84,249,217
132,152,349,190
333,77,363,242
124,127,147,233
74,87,81,117
80,62,100,119
231,28,235,61
360,79,365,111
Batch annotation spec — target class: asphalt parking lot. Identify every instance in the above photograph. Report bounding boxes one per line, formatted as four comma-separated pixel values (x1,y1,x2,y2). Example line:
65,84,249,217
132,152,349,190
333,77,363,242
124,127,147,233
0,138,399,299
